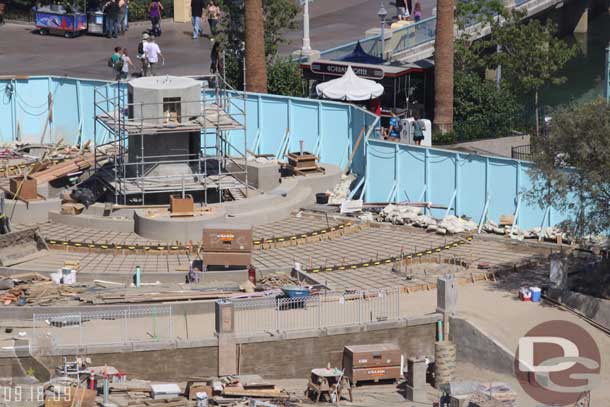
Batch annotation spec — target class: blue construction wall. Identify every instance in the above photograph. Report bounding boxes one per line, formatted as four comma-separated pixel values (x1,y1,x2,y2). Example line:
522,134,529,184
205,91,377,176
365,139,568,229
0,77,374,177
0,76,112,145
0,76,570,228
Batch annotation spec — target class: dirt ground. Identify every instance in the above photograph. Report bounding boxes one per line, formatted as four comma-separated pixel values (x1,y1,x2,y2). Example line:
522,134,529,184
275,361,528,406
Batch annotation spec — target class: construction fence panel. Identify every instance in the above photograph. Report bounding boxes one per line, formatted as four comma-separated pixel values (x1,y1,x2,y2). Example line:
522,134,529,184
32,305,173,353
232,289,404,336
233,297,277,335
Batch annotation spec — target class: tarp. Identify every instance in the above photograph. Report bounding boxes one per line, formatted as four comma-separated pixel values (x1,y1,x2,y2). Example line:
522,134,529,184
316,66,384,101
340,41,384,65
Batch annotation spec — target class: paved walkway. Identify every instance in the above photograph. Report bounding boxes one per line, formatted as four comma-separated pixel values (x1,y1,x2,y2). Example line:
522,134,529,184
0,0,436,80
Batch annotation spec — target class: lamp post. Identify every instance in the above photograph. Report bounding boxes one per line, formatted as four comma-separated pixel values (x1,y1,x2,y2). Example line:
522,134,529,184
377,1,388,61
301,0,312,53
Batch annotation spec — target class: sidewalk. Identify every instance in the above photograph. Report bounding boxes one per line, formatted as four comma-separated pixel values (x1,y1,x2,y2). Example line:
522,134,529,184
0,21,213,79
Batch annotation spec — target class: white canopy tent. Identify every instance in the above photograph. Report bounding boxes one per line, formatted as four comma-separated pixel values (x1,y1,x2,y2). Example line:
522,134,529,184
316,66,384,101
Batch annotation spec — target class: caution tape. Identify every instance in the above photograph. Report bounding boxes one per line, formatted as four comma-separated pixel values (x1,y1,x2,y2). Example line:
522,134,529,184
45,222,356,253
305,236,474,273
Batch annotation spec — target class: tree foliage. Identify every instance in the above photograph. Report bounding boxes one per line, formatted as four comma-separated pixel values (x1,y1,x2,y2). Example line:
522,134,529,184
217,0,300,93
451,1,576,141
453,71,519,140
488,11,576,98
528,100,610,237
267,57,305,97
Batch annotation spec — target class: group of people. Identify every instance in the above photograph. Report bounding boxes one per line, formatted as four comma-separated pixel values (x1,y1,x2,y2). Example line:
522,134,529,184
395,0,423,22
101,0,129,39
109,33,164,80
191,0,220,40
102,0,164,39
383,112,426,145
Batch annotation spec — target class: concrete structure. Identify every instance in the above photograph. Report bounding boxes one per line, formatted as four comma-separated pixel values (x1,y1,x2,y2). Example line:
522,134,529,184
128,76,201,125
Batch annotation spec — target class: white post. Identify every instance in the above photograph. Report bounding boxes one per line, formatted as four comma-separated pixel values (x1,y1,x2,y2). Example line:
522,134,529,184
302,0,312,53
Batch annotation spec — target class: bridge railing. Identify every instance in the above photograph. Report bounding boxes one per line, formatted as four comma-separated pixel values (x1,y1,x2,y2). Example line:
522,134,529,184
392,17,437,55
319,35,382,61
318,0,537,61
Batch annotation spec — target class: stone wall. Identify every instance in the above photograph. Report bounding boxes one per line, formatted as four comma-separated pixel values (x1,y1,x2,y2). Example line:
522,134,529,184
2,317,439,382
239,323,436,379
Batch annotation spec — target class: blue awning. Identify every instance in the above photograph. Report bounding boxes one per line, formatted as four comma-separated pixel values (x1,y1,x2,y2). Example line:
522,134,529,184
340,41,384,65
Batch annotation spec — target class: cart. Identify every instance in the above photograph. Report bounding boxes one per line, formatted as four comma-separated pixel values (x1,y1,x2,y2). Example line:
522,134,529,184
87,11,105,35
35,9,87,37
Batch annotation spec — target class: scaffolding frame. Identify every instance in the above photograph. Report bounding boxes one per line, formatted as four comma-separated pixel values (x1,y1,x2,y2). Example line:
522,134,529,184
93,74,249,206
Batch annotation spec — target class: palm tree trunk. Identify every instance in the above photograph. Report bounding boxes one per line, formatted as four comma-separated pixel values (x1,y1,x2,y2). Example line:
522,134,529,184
433,0,455,135
534,90,540,137
245,0,268,93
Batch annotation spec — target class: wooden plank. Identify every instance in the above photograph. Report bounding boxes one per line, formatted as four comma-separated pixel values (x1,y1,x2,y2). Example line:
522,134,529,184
221,387,287,399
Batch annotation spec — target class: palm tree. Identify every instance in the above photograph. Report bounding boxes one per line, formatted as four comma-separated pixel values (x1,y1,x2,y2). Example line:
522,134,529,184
433,0,455,134
245,0,268,93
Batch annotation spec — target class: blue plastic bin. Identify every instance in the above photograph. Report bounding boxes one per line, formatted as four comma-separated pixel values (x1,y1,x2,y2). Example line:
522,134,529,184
530,287,541,302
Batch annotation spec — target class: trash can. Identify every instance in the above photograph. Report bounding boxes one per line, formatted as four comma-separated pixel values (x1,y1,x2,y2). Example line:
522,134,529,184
87,11,105,35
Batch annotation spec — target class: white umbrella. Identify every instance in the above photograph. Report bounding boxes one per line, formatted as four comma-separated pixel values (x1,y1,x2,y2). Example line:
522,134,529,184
316,66,384,101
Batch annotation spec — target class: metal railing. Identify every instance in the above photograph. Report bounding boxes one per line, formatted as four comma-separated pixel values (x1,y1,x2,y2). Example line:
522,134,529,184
318,0,541,62
511,144,531,161
232,289,403,335
31,305,173,354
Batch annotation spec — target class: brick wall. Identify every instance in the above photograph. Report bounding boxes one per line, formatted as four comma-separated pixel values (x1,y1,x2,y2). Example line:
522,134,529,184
239,324,436,379
39,346,219,381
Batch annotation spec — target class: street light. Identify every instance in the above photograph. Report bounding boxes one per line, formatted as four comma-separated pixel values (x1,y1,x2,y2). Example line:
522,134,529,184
377,1,388,61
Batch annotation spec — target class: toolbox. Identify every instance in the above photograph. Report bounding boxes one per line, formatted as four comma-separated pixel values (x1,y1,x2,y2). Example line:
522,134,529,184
343,343,402,385
202,225,253,252
201,224,253,268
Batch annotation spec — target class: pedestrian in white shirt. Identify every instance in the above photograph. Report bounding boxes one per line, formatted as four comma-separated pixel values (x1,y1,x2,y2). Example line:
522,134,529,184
143,36,164,76
121,48,134,80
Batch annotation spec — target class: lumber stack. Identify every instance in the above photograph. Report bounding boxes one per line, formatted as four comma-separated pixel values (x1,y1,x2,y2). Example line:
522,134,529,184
30,153,95,184
0,272,83,306
79,289,234,305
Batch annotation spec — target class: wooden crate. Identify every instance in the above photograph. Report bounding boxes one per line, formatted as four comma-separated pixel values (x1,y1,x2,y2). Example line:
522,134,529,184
9,176,38,201
170,194,194,216
286,152,318,170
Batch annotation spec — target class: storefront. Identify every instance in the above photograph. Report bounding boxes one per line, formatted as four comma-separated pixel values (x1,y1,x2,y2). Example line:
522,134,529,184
301,55,434,119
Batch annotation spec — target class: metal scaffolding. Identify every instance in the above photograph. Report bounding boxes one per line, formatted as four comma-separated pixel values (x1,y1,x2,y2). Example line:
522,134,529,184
93,74,248,206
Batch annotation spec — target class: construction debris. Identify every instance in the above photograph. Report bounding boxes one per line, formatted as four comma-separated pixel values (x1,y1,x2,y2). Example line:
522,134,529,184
257,273,301,290
0,273,82,306
43,369,297,407
376,205,477,235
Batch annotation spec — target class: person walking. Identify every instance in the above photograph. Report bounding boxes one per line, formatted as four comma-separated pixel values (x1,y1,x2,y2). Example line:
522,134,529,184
118,0,126,35
210,41,223,74
148,0,163,36
144,36,164,76
137,32,149,77
121,48,134,80
109,46,123,80
206,0,220,38
122,0,129,31
396,0,409,21
412,113,425,145
102,0,120,38
413,2,422,22
191,0,204,39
